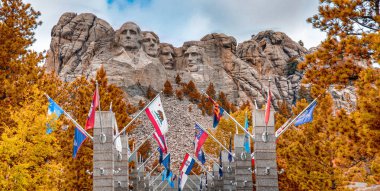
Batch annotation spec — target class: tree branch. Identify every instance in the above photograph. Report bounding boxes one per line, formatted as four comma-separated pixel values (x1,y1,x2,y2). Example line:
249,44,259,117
350,17,380,31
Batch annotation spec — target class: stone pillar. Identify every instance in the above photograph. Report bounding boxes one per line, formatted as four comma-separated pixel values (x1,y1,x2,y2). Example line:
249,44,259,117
114,134,129,191
93,111,115,191
253,109,279,191
221,150,236,190
212,163,223,191
234,134,254,190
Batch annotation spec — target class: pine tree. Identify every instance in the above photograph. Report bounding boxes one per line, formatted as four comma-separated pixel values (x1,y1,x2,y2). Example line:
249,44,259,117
0,0,44,134
175,89,184,100
163,80,173,96
0,88,64,190
175,74,181,84
300,0,380,87
187,81,201,103
146,86,156,100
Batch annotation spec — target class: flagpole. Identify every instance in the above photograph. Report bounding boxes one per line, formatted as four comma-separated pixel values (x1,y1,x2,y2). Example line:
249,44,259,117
154,179,166,191
96,81,104,136
159,181,169,191
202,92,255,141
195,122,235,159
128,132,154,161
137,148,159,170
189,153,214,178
115,91,162,141
145,163,160,180
203,151,222,170
44,94,93,140
187,175,199,190
190,170,202,181
275,94,321,138
150,170,165,186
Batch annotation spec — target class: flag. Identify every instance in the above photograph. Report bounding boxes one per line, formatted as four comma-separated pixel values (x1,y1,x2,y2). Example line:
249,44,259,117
85,87,99,130
180,153,195,175
228,134,232,163
294,101,317,126
178,172,188,191
113,109,122,153
145,96,168,138
198,150,206,165
275,118,292,137
194,123,208,158
251,153,255,166
212,104,224,128
218,150,223,177
73,127,87,158
243,112,250,153
153,132,167,154
162,153,171,178
167,171,175,188
158,147,163,164
46,97,64,134
264,89,271,125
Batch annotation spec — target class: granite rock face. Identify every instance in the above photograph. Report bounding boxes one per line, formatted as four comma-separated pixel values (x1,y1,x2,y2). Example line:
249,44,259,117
46,12,356,110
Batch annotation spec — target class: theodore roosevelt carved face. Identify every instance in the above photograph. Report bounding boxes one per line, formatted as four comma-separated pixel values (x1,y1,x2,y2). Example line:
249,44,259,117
142,31,159,57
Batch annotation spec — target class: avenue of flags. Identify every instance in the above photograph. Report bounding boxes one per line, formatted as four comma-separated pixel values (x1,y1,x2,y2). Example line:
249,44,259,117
44,80,321,189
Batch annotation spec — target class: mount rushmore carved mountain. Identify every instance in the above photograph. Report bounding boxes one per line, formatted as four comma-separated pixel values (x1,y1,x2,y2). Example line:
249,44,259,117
45,12,356,111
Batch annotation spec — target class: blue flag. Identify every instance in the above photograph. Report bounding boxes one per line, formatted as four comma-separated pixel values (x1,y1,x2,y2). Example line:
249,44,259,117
218,150,223,177
228,135,232,163
162,153,171,178
243,112,250,153
73,127,87,158
167,171,175,188
294,101,317,126
46,97,64,134
158,147,163,164
198,150,206,165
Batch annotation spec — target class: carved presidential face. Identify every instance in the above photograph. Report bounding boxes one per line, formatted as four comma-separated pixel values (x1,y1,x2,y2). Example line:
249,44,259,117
185,46,202,72
117,22,141,51
142,32,159,57
159,45,175,70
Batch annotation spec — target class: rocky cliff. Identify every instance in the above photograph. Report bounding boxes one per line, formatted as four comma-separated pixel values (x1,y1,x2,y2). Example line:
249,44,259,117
46,12,314,109
45,13,356,163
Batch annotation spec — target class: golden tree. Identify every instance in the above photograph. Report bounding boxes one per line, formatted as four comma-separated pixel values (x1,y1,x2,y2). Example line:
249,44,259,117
300,0,380,88
163,80,174,96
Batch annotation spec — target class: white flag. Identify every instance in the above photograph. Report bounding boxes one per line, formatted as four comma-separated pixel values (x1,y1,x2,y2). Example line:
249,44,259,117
113,121,122,153
145,96,168,137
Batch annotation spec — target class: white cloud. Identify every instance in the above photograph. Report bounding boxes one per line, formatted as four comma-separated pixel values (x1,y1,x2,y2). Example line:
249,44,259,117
24,0,327,52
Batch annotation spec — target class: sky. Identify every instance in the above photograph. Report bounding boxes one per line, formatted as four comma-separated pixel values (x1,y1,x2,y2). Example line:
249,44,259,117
24,0,327,53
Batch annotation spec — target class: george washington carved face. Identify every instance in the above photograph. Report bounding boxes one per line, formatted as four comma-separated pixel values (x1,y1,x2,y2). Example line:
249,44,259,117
116,22,142,51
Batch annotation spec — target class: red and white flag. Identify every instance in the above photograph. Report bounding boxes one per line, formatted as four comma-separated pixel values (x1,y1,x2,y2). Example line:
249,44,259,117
153,132,167,153
264,89,271,125
85,87,99,130
145,96,168,139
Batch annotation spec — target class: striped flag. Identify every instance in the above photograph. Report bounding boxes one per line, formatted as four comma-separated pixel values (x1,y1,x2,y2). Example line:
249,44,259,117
180,153,195,175
194,123,208,158
264,89,271,125
85,86,99,130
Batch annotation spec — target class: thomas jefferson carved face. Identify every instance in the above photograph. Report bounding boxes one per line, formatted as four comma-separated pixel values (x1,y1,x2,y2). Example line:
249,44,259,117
142,32,159,57
184,46,202,72
117,22,141,51
159,44,175,70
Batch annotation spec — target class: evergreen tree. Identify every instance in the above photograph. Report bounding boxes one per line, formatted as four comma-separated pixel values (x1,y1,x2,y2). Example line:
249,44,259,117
175,74,181,84
300,0,380,87
146,86,156,100
175,89,184,100
163,80,173,96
